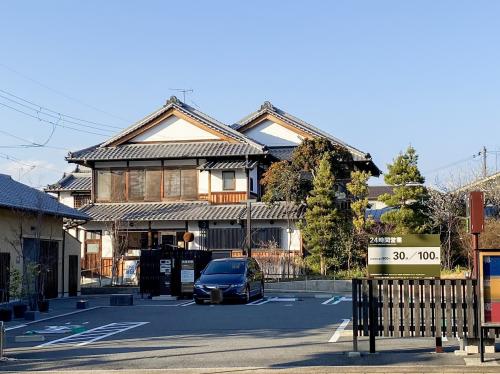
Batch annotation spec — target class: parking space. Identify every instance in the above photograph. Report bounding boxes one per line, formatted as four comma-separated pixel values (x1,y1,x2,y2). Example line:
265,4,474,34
1,293,484,371
1,293,353,371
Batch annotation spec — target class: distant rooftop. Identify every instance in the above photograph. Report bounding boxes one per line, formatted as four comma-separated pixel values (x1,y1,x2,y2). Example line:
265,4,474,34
0,174,89,220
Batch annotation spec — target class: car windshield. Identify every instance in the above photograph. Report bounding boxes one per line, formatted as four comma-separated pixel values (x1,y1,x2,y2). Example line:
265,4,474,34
204,261,245,275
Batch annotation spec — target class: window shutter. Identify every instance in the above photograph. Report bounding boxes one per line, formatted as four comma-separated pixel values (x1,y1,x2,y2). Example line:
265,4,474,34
181,169,198,200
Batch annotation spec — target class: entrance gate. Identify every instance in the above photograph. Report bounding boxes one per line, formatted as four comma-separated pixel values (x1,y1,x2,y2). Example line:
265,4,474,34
140,249,212,297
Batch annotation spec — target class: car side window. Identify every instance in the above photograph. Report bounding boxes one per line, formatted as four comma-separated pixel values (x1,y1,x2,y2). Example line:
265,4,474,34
247,260,254,275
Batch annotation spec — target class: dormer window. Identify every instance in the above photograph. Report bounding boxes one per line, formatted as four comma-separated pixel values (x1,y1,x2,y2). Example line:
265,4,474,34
222,171,236,191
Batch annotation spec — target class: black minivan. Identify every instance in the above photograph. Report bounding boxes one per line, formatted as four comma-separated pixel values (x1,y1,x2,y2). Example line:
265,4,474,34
193,257,264,304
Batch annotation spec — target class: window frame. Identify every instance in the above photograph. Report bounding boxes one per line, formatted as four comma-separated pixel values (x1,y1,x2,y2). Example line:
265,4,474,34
222,171,236,191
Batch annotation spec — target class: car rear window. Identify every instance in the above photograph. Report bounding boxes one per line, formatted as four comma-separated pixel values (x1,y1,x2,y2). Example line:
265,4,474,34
204,261,246,275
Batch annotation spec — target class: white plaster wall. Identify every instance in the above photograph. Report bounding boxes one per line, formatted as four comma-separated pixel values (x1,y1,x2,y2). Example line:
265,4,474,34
131,115,220,142
199,170,209,194
59,192,74,208
369,200,388,210
244,120,304,146
211,169,247,192
187,221,200,250
101,233,113,258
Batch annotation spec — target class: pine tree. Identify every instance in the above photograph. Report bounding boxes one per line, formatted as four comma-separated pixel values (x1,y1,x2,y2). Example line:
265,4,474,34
302,154,341,275
346,170,373,269
379,146,429,234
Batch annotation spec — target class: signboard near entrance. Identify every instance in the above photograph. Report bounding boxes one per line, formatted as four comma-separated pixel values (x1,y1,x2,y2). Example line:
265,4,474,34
368,234,441,278
480,251,500,324
181,259,195,293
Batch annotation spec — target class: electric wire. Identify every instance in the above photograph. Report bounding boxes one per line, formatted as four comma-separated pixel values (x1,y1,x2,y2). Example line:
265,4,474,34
0,88,123,130
0,63,130,123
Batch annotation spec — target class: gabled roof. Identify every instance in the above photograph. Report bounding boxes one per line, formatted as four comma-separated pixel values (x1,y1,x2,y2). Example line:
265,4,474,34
80,201,305,222
102,96,264,149
233,101,370,161
68,96,265,163
0,174,89,220
45,172,92,192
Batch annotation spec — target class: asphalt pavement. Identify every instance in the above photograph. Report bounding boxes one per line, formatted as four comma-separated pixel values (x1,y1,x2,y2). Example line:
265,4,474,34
1,293,499,372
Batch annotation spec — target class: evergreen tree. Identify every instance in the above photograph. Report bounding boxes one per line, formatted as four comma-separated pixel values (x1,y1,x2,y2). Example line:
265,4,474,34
346,170,373,268
302,154,341,275
379,146,429,234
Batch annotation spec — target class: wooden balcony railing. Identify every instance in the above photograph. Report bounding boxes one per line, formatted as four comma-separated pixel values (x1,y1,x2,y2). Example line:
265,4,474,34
199,192,247,204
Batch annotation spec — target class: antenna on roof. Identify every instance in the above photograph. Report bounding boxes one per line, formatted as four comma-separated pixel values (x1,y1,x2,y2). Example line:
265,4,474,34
169,88,194,103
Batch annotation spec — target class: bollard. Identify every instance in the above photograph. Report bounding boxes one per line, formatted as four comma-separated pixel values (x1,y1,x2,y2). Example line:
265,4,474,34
0,321,4,360
436,336,443,353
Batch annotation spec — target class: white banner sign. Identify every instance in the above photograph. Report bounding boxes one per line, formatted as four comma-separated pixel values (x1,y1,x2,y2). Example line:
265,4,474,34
368,246,441,265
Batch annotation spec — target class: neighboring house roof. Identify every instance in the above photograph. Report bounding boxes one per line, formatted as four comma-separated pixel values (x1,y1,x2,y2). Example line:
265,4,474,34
0,174,89,220
67,142,265,162
198,160,259,170
454,171,500,193
233,101,373,162
368,186,394,200
79,201,305,222
45,172,92,192
102,96,264,149
268,146,296,161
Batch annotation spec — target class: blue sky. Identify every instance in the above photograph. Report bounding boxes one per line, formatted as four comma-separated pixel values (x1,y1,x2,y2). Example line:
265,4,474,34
1,1,499,188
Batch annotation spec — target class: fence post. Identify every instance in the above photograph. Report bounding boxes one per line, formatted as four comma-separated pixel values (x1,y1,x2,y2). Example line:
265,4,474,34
0,321,4,360
369,280,376,353
352,279,358,352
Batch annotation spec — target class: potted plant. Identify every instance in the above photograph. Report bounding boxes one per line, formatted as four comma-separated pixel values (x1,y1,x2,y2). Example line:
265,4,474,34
9,268,28,318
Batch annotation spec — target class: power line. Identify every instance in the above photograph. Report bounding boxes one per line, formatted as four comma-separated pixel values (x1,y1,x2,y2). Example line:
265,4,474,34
0,152,65,174
0,93,117,133
424,155,478,175
0,129,68,151
0,101,110,137
0,88,123,130
0,63,130,123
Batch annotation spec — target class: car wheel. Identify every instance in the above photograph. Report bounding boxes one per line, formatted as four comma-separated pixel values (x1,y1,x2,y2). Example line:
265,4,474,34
195,298,204,305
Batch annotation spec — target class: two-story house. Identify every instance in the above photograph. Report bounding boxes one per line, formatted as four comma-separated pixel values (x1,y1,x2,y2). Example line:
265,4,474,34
49,97,378,277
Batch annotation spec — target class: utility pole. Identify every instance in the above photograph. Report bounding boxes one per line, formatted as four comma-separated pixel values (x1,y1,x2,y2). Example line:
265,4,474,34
482,146,487,178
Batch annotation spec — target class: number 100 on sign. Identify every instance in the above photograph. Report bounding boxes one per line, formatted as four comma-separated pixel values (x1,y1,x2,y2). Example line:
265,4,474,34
368,247,441,278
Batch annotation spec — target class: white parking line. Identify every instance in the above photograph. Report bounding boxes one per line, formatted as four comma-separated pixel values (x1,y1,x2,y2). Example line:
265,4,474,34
5,324,27,331
329,319,350,343
37,322,148,348
246,298,265,305
248,297,276,306
179,301,196,307
322,296,338,305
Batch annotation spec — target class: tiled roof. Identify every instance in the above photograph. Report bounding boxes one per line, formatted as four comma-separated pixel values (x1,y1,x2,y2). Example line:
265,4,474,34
234,101,372,162
198,160,259,170
67,142,265,162
80,201,305,222
0,174,89,220
101,96,264,149
368,186,394,200
268,146,296,161
45,173,92,192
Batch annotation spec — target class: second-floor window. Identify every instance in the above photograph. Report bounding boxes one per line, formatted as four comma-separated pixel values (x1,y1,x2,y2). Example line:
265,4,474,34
164,169,197,200
222,171,236,190
96,167,198,202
